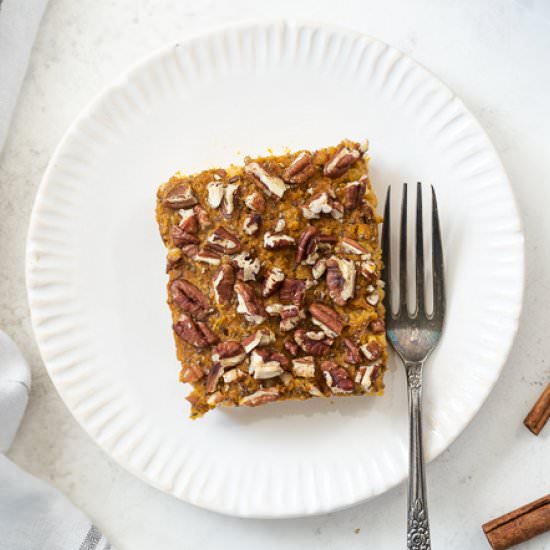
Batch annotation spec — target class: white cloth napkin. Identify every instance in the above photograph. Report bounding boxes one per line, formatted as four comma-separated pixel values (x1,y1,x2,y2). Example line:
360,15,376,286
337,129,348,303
0,330,114,550
0,0,49,152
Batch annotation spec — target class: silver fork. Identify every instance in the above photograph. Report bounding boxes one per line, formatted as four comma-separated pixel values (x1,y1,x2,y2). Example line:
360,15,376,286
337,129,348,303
381,182,446,550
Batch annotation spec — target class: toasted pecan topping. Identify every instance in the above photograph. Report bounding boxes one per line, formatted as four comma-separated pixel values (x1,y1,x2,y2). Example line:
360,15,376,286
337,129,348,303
294,328,333,356
301,192,343,220
249,349,284,379
261,267,285,297
344,177,367,210
326,256,356,305
221,182,240,218
356,363,381,391
309,302,345,337
170,225,200,247
196,321,219,345
206,363,223,393
295,225,318,266
194,250,221,265
279,278,306,307
240,387,279,406
206,226,242,254
170,279,211,320
244,191,265,212
243,214,261,235
340,237,368,255
212,264,235,305
242,328,275,353
263,232,295,250
369,318,385,334
212,341,246,367
282,151,315,184
321,361,354,393
174,313,208,348
245,162,287,198
163,183,198,209
207,181,225,208
194,205,211,229
361,340,382,362
234,281,266,324
292,356,316,378
323,146,360,178
178,208,199,234
343,338,362,365
231,251,261,282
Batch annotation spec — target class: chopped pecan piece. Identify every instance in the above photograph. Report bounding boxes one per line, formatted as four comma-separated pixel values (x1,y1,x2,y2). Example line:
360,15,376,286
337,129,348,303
193,205,211,229
323,146,360,178
311,258,327,280
196,321,219,345
163,183,198,209
261,267,285,297
263,232,295,250
170,279,211,320
223,367,247,384
207,181,225,208
244,162,288,198
180,363,204,383
231,251,261,281
344,177,367,210
221,182,239,218
193,250,221,265
326,256,356,305
309,302,345,337
244,191,265,212
362,203,375,222
240,387,279,407
283,151,315,184
302,191,342,220
284,338,299,356
356,363,381,391
265,303,304,331
212,264,235,305
234,281,266,324
206,226,242,254
361,340,382,362
242,328,275,353
369,318,385,334
274,217,286,232
340,237,368,255
292,356,316,378
166,247,183,271
207,390,224,406
206,363,223,393
343,338,362,365
294,329,333,356
366,290,380,306
243,214,261,235
308,384,324,397
279,278,306,307
321,361,354,393
360,259,377,283
249,349,284,379
180,244,199,258
173,313,208,348
295,225,319,266
178,208,198,234
170,225,200,247
212,341,246,367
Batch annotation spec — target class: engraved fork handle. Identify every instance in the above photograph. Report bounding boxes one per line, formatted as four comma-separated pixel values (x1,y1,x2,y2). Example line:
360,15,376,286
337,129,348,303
406,361,431,550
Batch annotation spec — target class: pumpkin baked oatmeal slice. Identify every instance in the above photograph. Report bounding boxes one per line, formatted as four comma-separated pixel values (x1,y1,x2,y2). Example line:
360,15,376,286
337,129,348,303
156,139,387,418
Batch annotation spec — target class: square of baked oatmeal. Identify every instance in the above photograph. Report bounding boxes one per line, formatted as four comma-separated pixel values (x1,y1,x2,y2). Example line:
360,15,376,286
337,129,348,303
156,140,387,418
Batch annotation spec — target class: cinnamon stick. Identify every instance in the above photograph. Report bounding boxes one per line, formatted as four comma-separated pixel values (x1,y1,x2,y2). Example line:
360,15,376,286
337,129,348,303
482,494,550,550
524,382,550,435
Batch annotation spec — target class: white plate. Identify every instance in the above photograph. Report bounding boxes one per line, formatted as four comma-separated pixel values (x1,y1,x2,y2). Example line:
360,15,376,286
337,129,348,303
26,20,524,518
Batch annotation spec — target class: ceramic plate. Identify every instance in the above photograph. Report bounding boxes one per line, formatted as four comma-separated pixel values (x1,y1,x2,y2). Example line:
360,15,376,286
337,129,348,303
26,20,524,518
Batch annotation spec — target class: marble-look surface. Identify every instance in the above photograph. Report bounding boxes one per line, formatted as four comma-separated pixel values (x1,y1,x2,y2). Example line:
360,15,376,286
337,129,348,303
1,1,549,548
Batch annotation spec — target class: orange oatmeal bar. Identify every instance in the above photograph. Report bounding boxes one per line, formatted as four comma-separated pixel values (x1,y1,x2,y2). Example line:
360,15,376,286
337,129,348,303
156,140,387,418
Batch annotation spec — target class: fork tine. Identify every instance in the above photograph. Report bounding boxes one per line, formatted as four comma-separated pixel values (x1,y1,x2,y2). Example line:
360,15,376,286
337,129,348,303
381,186,392,315
431,185,446,320
399,183,408,314
415,182,425,316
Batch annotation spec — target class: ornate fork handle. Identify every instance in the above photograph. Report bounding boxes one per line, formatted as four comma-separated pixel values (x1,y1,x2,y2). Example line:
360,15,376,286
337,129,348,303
406,361,431,550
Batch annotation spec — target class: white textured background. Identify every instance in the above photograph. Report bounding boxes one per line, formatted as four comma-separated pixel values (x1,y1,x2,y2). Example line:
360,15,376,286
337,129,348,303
1,1,549,548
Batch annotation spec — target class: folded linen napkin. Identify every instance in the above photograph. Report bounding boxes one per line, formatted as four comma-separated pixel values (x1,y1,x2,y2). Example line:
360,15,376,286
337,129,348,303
0,330,114,550
0,0,49,152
